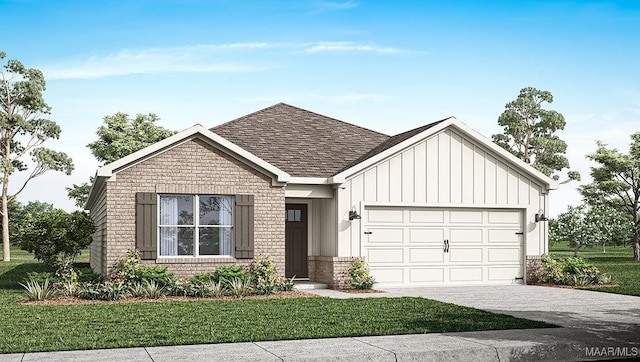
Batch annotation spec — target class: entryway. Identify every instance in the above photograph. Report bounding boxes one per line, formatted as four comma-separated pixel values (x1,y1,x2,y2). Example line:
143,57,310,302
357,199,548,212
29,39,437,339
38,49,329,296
285,203,308,278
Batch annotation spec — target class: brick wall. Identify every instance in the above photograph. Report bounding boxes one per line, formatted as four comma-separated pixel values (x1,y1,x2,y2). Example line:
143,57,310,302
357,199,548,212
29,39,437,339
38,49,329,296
308,256,358,288
101,138,285,279
526,255,544,284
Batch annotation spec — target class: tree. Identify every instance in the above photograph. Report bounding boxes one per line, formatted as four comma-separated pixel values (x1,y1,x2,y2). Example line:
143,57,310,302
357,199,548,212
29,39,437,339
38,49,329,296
492,87,580,183
67,113,175,207
0,200,55,244
580,133,640,261
0,51,73,261
16,209,95,269
550,204,633,257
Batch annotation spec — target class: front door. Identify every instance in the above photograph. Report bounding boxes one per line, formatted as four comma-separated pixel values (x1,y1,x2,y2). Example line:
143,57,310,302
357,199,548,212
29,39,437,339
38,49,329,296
285,203,308,278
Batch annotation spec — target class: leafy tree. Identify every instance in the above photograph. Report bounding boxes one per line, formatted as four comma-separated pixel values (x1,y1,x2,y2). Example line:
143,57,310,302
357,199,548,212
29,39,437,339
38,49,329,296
492,87,580,183
0,51,73,261
549,204,632,256
67,113,175,207
1,200,55,244
580,133,640,261
16,209,95,268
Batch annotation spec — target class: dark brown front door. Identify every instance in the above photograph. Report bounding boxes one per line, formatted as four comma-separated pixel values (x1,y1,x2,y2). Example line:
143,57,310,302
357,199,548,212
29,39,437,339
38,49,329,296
285,203,308,278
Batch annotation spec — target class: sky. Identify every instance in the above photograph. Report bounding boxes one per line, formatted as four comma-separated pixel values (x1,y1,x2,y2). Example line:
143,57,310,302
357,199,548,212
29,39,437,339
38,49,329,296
1,0,639,216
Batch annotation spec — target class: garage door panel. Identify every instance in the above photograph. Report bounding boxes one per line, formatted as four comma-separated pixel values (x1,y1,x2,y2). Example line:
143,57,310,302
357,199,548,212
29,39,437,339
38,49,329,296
368,208,403,223
369,228,403,243
409,229,444,244
367,248,404,264
450,210,482,223
409,248,444,263
488,267,521,281
409,268,445,283
449,229,483,243
488,248,523,263
488,210,521,225
370,268,404,283
488,229,520,243
409,210,444,223
449,267,483,282
449,248,482,263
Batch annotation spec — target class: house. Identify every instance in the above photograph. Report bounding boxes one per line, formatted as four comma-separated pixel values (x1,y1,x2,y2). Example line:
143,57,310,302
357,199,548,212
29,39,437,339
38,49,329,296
85,103,557,287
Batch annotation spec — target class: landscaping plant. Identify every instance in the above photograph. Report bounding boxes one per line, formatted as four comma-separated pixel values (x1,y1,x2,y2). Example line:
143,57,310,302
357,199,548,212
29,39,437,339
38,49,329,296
344,258,376,290
540,255,611,286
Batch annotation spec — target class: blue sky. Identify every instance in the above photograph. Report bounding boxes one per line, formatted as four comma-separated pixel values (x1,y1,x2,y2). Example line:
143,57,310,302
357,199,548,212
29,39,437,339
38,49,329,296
2,0,639,215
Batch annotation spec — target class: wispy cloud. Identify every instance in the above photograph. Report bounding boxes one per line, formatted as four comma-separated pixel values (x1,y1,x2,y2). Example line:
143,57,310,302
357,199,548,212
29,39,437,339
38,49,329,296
43,41,411,79
314,1,359,10
304,41,401,54
237,92,392,103
43,44,274,79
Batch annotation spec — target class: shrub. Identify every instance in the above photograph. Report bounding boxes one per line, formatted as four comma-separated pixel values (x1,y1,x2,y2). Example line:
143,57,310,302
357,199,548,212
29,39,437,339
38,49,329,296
25,271,55,285
109,250,144,285
76,266,102,283
229,277,252,297
275,277,296,292
248,254,278,294
139,266,175,287
213,265,250,284
344,258,376,290
540,255,611,286
16,209,95,269
19,278,58,301
77,281,130,301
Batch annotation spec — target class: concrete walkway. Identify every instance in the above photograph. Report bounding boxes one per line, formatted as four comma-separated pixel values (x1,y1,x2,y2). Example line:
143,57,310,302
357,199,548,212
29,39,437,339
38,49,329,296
2,285,639,361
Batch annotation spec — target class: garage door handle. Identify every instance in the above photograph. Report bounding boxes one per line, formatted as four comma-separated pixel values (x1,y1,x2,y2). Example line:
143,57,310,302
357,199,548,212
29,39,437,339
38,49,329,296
364,231,372,235
443,239,449,253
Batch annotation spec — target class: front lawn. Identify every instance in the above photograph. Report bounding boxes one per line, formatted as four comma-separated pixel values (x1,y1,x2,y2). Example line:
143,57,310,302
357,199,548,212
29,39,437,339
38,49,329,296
0,247,553,354
550,242,640,296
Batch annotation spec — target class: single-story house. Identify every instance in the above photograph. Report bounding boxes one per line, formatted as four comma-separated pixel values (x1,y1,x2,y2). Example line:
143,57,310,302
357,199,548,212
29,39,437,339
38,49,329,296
85,103,557,287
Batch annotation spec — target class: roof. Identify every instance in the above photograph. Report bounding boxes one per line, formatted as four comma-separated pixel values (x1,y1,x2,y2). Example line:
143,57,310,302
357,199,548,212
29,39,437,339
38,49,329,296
338,118,448,173
211,103,390,178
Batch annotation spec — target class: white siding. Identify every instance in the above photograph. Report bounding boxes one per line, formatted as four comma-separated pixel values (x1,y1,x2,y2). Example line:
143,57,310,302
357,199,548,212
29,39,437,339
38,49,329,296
339,128,546,259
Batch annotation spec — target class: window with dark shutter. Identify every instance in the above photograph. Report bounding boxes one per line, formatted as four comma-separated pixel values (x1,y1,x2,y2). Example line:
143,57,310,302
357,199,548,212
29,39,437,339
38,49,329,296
136,192,157,259
234,194,254,259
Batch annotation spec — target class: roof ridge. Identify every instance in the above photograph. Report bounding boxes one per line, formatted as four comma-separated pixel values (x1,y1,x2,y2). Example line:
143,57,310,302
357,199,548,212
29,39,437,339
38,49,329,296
211,103,390,138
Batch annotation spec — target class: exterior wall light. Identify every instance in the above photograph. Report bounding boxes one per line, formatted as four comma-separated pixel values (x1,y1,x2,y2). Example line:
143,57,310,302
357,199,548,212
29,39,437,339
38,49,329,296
349,207,361,220
535,209,549,222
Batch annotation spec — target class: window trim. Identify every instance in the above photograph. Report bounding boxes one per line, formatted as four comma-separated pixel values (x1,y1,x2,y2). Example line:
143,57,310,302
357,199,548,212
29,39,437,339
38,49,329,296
157,194,235,258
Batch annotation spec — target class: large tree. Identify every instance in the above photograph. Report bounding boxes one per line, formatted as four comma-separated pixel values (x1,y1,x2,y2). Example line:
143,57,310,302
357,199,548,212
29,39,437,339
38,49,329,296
0,51,73,261
492,87,580,183
67,113,175,207
580,133,640,261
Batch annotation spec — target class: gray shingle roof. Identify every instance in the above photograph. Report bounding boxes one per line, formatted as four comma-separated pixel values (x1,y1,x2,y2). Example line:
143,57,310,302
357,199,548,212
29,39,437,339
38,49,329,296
211,103,390,178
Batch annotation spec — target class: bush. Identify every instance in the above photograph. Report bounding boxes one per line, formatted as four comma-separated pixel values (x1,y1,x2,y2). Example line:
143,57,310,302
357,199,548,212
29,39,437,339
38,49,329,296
540,255,611,285
16,209,95,269
77,281,129,301
343,258,376,290
248,254,278,294
110,249,175,287
213,265,250,285
139,266,175,287
275,277,296,292
19,278,58,301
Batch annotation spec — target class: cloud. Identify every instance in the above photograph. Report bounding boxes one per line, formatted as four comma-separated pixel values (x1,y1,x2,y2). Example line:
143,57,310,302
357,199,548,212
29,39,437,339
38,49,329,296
237,92,392,103
42,44,274,79
304,41,401,54
42,41,410,79
314,1,359,10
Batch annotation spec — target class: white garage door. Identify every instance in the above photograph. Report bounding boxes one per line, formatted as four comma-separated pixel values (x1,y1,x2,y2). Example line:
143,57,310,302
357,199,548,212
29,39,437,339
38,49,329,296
363,207,524,286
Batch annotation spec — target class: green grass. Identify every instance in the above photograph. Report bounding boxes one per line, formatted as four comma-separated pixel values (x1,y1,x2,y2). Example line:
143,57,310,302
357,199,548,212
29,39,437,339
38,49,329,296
0,246,553,354
549,242,640,296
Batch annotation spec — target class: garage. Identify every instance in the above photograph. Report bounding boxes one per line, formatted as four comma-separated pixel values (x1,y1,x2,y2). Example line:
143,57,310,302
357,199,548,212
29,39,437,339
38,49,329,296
363,206,524,286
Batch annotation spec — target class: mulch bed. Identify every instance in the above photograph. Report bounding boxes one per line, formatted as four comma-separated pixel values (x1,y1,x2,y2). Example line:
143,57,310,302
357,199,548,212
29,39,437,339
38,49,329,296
18,291,319,305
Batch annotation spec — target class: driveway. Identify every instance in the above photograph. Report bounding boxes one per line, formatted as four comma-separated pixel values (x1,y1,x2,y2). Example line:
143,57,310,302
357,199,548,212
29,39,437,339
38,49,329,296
310,285,640,348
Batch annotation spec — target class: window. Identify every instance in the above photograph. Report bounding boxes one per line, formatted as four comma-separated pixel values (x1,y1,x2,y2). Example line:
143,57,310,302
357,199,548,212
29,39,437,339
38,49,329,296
158,195,234,257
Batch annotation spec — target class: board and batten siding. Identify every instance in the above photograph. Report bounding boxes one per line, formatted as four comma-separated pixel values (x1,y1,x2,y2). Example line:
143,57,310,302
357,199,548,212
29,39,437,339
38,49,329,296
89,182,108,276
337,128,548,259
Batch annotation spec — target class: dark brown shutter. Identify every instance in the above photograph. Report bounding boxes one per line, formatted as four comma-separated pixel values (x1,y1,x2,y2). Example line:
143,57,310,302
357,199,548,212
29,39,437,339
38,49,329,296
136,192,157,260
234,194,254,259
